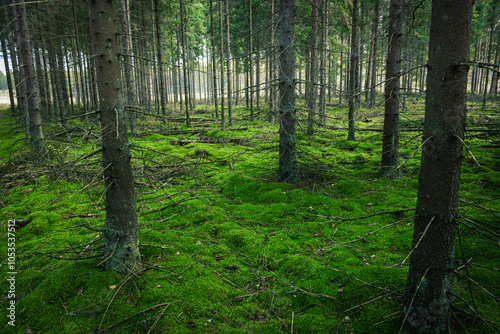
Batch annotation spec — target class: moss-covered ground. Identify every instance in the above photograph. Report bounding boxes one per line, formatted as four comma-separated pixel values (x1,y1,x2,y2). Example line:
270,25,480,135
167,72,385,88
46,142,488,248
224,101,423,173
0,97,499,334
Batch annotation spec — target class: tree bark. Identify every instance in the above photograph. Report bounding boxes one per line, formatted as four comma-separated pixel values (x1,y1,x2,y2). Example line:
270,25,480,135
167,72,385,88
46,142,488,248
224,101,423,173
307,0,319,136
225,0,233,125
379,0,402,179
278,0,299,183
347,0,358,141
120,0,138,135
88,0,141,274
403,1,473,332
209,0,219,118
13,0,44,151
369,0,379,108
1,38,16,114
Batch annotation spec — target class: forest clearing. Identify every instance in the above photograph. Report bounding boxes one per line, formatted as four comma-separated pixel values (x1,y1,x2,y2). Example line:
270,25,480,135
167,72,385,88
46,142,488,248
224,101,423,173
1,0,500,333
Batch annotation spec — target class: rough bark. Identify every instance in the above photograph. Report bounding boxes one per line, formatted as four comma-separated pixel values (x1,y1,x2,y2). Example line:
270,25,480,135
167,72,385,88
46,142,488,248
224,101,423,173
403,1,473,332
369,0,379,108
209,0,219,118
14,0,44,151
379,0,402,179
347,0,358,141
88,0,141,274
306,0,319,136
278,0,299,183
1,38,16,114
120,0,138,135
225,0,233,125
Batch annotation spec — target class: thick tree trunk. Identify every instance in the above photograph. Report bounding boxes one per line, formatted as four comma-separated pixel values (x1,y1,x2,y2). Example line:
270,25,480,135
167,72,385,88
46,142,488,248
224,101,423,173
379,0,402,178
278,0,299,183
403,1,473,332
14,0,44,151
88,0,141,274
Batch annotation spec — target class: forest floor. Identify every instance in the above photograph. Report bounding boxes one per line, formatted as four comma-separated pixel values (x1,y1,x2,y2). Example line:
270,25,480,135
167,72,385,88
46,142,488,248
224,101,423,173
0,97,499,334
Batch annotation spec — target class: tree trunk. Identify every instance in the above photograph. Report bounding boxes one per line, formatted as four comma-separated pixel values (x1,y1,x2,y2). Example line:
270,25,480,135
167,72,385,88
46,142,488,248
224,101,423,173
219,1,225,130
120,0,138,135
249,0,254,121
88,0,141,274
278,0,299,183
403,1,472,332
180,0,191,127
225,0,233,125
318,0,328,126
369,0,379,108
379,0,402,179
307,0,318,136
13,0,43,151
209,0,219,118
482,4,496,108
1,38,16,114
347,0,358,141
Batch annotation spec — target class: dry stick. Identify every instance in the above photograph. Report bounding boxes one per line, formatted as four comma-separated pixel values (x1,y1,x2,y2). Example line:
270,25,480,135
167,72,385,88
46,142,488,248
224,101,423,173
457,227,478,313
398,267,430,334
323,265,388,292
344,289,403,313
455,135,480,166
395,136,433,171
454,271,500,302
70,162,111,199
98,271,137,331
401,216,435,265
291,311,294,334
101,302,171,332
146,303,171,334
450,292,500,333
326,216,414,248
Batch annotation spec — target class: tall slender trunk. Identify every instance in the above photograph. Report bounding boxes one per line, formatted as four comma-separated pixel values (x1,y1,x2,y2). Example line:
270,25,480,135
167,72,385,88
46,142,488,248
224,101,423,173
120,0,138,135
347,0,358,141
219,1,225,130
13,0,43,151
225,0,233,125
1,38,16,114
209,0,219,118
318,0,328,126
307,0,318,136
278,0,299,183
249,0,254,121
379,0,402,178
403,0,472,332
88,0,140,274
482,4,497,108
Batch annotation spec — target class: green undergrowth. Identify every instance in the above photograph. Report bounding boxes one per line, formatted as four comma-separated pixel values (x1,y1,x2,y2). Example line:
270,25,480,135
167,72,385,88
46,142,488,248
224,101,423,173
0,101,499,334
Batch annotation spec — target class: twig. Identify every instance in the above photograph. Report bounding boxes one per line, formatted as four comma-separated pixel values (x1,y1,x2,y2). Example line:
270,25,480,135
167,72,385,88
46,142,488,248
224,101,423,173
455,135,480,166
344,289,402,313
454,270,500,302
401,216,435,265
396,136,433,171
457,227,477,313
146,303,170,334
398,267,429,334
323,265,388,292
101,302,171,332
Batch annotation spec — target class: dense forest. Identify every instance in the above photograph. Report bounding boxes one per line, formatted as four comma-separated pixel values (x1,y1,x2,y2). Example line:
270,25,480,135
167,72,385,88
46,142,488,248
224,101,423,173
0,0,499,333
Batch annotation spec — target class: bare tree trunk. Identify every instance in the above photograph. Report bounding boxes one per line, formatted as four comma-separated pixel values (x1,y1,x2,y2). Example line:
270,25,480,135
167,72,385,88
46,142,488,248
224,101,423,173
225,0,233,125
403,1,473,332
120,0,138,135
318,0,328,126
219,1,225,130
379,0,402,179
1,38,16,114
278,0,299,183
249,0,254,121
88,0,141,274
209,0,219,118
369,1,379,108
347,0,358,141
180,0,191,127
307,0,318,136
13,0,44,151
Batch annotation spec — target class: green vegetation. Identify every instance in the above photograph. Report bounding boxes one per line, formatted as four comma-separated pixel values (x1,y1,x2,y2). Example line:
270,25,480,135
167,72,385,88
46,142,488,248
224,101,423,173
0,100,499,333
